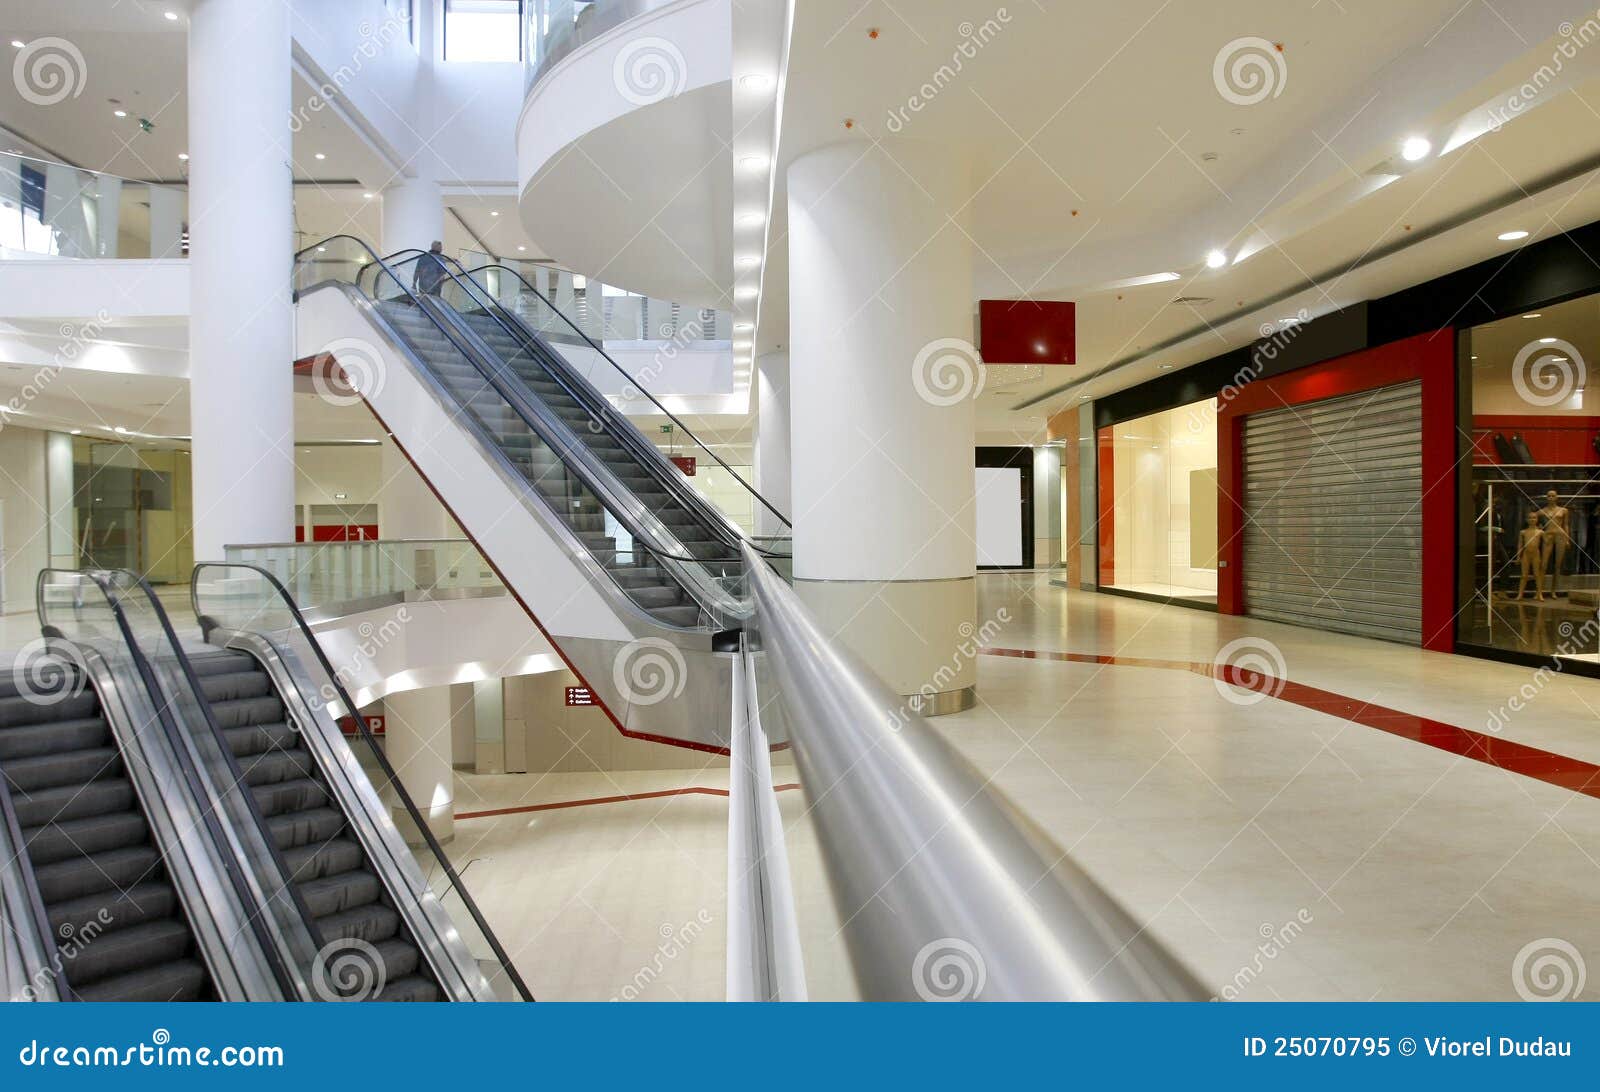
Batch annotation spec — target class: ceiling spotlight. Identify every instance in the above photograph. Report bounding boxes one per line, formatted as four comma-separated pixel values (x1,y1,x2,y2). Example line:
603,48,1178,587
164,11,179,20
517,245,526,251
70,429,82,435
314,152,325,160
1523,313,1542,319
177,152,188,161
1401,136,1432,162
1540,337,1557,344
361,192,373,199
739,74,772,91
113,109,127,118
9,40,23,49
490,210,499,216
1498,229,1529,241
1205,249,1227,269
317,246,327,253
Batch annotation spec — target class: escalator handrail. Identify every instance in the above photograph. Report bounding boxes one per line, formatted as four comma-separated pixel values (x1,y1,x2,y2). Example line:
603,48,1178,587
464,261,792,530
295,236,748,626
35,568,305,1000
0,731,74,1000
739,542,1209,1001
428,253,793,551
190,560,537,1002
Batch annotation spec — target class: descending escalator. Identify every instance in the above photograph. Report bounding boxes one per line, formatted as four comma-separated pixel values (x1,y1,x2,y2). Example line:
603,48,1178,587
0,661,215,1001
186,648,442,1002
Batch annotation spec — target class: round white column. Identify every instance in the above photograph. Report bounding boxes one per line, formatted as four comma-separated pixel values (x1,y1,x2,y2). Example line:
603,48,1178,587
382,176,444,255
187,0,295,560
786,140,978,711
754,350,792,538
384,686,455,845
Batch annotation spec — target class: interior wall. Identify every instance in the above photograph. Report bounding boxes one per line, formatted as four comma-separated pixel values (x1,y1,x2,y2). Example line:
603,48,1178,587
512,668,728,773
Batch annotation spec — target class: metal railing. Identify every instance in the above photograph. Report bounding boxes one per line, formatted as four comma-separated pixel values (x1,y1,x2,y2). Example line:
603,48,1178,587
739,543,1207,1001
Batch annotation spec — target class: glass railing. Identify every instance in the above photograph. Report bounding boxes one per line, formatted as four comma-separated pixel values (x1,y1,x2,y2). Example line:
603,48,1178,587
523,1,682,93
224,539,502,612
37,568,319,1000
0,151,187,259
191,562,534,1001
296,236,747,627
466,257,731,344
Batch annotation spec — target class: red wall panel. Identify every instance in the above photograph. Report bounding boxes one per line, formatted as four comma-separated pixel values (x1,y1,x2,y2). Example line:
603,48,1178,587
979,299,1076,365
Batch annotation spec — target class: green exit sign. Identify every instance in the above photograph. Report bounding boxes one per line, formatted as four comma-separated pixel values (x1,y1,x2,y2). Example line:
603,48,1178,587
659,424,674,434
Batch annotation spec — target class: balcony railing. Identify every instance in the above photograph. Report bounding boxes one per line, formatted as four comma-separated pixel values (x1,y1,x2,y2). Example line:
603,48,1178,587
523,0,682,92
0,151,187,260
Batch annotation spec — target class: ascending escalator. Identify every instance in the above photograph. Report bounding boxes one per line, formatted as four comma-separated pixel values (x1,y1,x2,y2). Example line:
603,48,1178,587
0,664,215,1001
188,649,441,1001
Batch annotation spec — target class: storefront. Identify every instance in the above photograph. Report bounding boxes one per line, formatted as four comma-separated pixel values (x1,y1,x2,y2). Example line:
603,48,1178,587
1084,216,1600,673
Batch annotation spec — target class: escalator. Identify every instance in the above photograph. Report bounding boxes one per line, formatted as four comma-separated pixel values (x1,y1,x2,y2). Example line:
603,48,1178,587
188,648,442,1001
294,236,793,749
0,662,215,1001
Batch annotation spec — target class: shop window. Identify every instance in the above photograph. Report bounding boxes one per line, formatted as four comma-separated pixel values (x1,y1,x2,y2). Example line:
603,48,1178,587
1098,399,1219,605
1459,292,1600,661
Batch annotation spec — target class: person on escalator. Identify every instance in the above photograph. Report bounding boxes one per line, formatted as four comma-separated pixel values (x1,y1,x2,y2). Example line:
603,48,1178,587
414,240,447,296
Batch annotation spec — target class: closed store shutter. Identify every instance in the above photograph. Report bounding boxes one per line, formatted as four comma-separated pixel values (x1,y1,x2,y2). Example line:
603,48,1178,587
1241,380,1423,644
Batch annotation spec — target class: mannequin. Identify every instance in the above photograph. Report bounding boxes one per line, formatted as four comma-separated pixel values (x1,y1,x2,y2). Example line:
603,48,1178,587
1514,510,1546,601
1538,489,1572,597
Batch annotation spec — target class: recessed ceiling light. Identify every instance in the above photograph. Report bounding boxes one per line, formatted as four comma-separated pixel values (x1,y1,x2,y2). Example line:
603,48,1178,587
1498,230,1529,241
1205,249,1227,269
317,246,327,253
113,109,127,118
517,245,526,251
1158,364,1173,370
490,210,499,217
1540,337,1557,344
177,152,188,161
9,40,23,49
314,152,325,160
361,192,373,199
113,426,129,434
1523,313,1542,319
164,11,179,20
739,74,772,91
1401,136,1432,162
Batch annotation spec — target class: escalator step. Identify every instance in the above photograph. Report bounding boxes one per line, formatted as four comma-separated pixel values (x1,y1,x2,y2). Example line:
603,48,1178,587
208,695,286,731
265,806,348,851
48,880,178,937
185,651,259,677
315,898,399,944
372,974,441,1003
251,776,331,817
64,918,198,988
0,690,100,728
2,745,123,793
221,720,301,758
197,670,275,703
299,869,383,920
0,715,111,760
24,810,149,866
12,777,135,828
74,957,210,1003
33,844,161,905
281,839,365,884
237,747,319,787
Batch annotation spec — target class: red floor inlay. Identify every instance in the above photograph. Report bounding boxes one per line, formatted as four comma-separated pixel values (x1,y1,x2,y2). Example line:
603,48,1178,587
981,647,1600,801
455,783,802,821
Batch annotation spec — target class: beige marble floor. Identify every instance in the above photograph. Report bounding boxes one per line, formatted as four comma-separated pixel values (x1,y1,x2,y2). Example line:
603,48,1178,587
439,573,1600,1001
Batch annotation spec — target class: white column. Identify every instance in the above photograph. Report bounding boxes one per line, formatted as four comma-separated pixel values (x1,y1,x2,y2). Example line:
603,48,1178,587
187,0,295,560
384,686,455,844
381,175,444,256
146,185,185,259
786,140,978,711
754,350,791,538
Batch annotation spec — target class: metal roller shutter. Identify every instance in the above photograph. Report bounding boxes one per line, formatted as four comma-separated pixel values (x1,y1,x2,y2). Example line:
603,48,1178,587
1241,380,1423,644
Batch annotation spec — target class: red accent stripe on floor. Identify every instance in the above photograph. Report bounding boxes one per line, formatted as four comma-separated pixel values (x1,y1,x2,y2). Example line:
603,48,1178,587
455,783,802,821
981,647,1600,801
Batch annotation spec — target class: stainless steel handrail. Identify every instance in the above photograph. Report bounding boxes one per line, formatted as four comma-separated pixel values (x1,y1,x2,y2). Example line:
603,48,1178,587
740,543,1208,1001
0,738,66,1000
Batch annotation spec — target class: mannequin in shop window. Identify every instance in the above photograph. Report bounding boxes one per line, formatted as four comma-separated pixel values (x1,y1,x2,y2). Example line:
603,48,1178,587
1514,511,1546,602
1539,489,1572,597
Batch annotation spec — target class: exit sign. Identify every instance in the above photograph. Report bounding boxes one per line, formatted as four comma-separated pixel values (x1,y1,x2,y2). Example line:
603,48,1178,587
659,424,674,434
